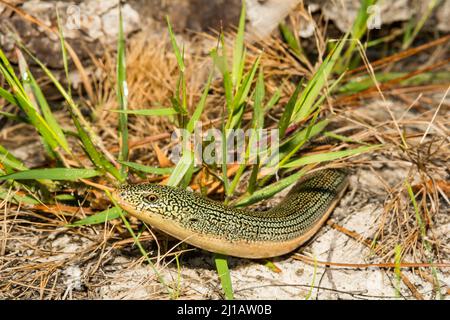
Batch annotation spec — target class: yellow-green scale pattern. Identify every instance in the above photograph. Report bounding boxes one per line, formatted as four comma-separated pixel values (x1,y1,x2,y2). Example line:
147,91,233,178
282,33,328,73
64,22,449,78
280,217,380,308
116,169,348,242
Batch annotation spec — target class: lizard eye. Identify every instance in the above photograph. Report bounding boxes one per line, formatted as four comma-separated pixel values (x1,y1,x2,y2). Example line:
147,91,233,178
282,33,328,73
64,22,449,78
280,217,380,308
146,194,158,202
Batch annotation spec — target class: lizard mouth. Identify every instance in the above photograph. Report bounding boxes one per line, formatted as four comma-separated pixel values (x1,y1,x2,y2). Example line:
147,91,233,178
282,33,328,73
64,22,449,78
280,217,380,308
111,189,133,211
111,189,121,203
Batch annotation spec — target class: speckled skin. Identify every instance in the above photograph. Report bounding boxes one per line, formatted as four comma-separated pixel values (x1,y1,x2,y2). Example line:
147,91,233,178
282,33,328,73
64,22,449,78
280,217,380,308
114,169,348,245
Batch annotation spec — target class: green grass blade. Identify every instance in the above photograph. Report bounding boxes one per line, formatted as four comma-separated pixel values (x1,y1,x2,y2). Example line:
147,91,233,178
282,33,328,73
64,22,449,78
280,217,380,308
214,254,234,300
278,119,329,158
232,1,246,88
227,56,261,130
186,69,213,133
338,72,399,94
19,45,74,105
247,158,260,195
180,160,195,189
171,72,188,117
28,71,69,152
263,260,281,273
67,207,123,227
71,113,122,181
221,118,230,194
257,114,324,188
278,80,303,137
0,189,39,205
394,244,402,298
234,166,310,207
17,51,38,110
336,0,376,71
405,179,441,297
211,44,233,113
0,168,100,181
227,101,245,131
170,93,183,116
279,23,302,56
305,256,318,300
17,43,122,181
324,131,370,145
253,67,265,129
0,50,67,153
282,145,381,169
18,33,120,178
402,0,438,49
180,48,187,113
54,194,76,201
265,87,281,110
279,109,321,168
227,160,247,199
233,55,260,112
117,6,129,178
308,70,347,116
341,71,449,95
112,108,178,116
4,84,61,152
166,16,185,72
0,144,56,188
0,49,25,96
291,33,348,123
352,0,377,40
0,87,17,106
16,49,70,155
166,149,194,187
0,144,28,172
119,161,173,175
405,180,426,237
0,111,28,123
228,67,266,197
